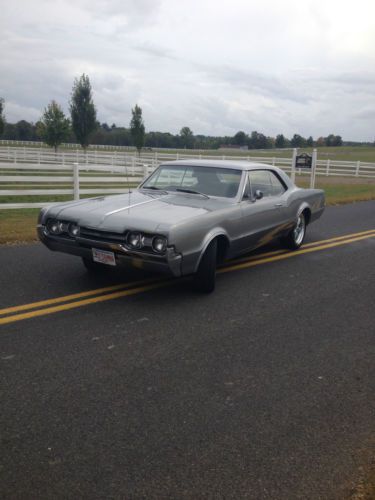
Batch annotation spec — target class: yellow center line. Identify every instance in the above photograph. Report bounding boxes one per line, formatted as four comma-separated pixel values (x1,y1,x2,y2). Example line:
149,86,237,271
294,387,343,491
0,276,162,316
0,228,374,326
218,233,375,275
0,280,173,326
224,228,375,266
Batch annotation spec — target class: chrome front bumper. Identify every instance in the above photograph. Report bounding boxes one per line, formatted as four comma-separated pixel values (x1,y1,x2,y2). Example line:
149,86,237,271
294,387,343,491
37,225,183,277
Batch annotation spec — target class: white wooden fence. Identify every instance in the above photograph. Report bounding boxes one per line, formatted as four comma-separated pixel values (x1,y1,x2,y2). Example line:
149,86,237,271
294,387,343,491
1,146,374,209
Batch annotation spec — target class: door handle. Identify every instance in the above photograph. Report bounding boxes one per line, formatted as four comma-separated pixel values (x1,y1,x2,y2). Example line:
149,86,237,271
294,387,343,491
274,202,283,207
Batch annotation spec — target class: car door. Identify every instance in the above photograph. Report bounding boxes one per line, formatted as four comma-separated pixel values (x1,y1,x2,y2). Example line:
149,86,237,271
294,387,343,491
238,169,287,252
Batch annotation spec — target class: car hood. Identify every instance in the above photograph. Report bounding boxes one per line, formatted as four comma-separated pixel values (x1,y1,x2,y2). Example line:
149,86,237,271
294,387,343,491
46,190,233,233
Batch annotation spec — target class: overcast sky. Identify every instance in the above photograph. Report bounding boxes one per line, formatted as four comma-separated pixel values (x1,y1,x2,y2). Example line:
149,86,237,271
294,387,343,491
1,0,375,140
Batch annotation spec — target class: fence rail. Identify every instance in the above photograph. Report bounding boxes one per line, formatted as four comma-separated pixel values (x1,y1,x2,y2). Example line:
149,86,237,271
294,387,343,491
1,146,374,209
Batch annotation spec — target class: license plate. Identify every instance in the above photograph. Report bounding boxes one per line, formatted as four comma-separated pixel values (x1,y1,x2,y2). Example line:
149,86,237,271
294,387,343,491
92,248,116,266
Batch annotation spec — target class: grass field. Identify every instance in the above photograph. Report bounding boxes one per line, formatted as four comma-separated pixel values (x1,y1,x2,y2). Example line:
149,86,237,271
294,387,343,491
1,180,374,245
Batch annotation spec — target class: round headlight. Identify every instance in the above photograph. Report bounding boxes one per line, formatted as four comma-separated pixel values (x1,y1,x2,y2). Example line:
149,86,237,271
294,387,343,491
58,221,68,233
127,232,143,249
152,236,167,253
47,219,62,235
68,223,80,237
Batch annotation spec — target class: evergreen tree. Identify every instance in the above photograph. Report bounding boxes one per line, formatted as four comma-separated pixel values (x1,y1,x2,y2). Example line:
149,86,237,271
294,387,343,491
130,104,145,155
70,74,97,150
39,101,70,152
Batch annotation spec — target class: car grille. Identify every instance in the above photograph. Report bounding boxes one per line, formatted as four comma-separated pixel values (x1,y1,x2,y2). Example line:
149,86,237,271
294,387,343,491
79,227,126,244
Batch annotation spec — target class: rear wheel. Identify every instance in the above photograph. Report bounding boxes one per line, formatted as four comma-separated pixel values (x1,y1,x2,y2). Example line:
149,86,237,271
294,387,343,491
193,239,217,293
282,212,306,250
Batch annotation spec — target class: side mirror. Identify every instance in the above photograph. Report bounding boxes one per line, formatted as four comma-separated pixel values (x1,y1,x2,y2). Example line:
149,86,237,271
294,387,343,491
254,189,264,200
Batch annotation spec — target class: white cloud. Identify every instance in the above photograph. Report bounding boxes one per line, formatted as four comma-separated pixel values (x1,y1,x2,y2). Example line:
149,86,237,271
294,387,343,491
1,0,375,140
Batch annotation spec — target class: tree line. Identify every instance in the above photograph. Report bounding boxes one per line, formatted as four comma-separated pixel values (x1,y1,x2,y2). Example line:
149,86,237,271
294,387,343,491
0,74,365,151
0,75,146,154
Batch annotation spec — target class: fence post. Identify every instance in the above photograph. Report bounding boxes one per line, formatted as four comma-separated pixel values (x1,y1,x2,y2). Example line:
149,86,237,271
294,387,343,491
310,149,317,188
291,148,297,183
73,163,80,200
143,163,148,178
14,149,17,164
326,159,330,176
355,160,360,177
272,157,275,166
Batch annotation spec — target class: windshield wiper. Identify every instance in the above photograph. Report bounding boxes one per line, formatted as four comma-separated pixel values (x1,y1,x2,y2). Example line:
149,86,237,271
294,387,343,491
142,186,168,194
176,188,209,198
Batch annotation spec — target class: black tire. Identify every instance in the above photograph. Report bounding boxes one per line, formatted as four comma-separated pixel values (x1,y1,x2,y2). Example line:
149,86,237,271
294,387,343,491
193,239,217,293
282,212,306,250
82,257,107,273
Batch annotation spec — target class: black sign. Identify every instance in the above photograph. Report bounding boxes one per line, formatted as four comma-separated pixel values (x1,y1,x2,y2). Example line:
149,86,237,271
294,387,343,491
295,153,312,168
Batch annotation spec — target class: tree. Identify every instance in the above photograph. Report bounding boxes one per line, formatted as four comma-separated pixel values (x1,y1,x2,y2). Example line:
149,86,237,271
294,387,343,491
70,74,97,150
249,131,269,149
233,130,247,146
275,134,286,148
39,101,70,152
290,134,306,148
130,104,145,155
306,136,314,147
0,98,4,137
15,120,34,141
180,126,194,148
325,134,342,146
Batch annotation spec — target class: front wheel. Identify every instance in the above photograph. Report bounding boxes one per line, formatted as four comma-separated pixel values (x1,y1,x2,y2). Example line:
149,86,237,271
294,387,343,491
193,239,217,293
282,213,306,250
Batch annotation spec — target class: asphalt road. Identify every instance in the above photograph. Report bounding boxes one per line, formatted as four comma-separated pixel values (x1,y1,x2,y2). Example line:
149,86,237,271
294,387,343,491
0,201,374,499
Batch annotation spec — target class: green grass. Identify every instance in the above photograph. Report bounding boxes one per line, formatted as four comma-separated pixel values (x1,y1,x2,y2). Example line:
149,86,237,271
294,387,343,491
0,208,40,244
296,180,375,204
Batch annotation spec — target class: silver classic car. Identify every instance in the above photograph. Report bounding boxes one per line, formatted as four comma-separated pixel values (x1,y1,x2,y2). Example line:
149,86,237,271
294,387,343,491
38,160,325,292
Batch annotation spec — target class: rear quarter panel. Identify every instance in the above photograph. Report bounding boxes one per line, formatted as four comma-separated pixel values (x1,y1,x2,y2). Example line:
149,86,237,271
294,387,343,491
285,187,325,223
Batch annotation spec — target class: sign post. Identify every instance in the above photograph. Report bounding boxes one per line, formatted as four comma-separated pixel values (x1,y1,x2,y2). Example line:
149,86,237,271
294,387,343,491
291,148,297,183
293,151,317,188
310,149,317,188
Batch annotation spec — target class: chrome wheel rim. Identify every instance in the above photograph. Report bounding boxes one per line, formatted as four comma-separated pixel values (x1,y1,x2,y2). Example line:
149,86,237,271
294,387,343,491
294,214,305,245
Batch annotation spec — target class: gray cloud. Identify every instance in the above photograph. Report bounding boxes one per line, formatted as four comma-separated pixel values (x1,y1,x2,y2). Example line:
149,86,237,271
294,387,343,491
1,0,375,140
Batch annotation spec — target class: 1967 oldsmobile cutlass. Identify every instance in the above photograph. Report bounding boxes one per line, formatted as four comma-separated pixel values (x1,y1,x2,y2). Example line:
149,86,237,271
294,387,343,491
37,160,325,292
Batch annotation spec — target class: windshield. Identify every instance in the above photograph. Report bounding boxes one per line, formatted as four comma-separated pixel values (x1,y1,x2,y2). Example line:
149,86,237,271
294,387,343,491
141,165,242,198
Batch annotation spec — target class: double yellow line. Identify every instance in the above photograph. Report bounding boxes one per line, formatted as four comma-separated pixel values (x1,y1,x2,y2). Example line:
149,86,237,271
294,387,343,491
0,229,374,326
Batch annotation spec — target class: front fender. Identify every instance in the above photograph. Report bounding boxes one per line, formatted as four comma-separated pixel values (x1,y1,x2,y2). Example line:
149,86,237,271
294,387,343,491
193,228,230,274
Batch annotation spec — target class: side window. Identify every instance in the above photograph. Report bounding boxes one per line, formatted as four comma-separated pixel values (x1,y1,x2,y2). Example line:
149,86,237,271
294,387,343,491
248,170,273,197
269,172,286,196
